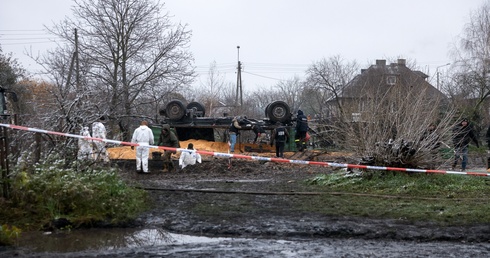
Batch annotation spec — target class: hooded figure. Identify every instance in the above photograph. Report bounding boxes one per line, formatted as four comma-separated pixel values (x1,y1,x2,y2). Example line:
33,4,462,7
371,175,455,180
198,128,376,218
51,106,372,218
131,120,155,173
294,110,308,151
92,116,110,162
179,143,202,170
77,126,93,160
158,124,180,171
451,118,479,171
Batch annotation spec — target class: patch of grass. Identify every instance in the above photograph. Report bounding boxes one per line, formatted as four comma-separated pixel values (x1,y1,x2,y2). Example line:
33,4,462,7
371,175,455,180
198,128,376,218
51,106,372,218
302,170,490,225
0,224,21,246
0,158,149,232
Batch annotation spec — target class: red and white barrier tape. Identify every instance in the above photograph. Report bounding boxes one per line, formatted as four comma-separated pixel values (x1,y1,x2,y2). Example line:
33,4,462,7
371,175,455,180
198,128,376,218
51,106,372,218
1,123,489,177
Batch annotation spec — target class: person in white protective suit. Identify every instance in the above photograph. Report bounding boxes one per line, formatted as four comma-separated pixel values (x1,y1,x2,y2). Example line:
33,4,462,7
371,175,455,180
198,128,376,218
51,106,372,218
131,120,155,173
77,126,93,160
92,116,110,162
179,143,202,170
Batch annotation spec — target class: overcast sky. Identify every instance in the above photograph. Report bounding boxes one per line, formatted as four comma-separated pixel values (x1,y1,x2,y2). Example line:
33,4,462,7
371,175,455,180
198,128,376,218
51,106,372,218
0,0,487,91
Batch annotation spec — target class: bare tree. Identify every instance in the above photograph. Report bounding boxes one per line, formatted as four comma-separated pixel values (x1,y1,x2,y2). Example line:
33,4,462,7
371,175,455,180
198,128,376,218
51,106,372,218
43,0,194,141
250,77,305,113
448,1,490,124
274,76,305,112
338,73,456,169
250,87,279,111
305,56,359,119
188,61,227,117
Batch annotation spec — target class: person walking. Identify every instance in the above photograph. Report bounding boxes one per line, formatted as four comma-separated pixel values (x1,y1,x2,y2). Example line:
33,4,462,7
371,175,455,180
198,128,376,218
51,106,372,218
271,122,289,158
452,118,479,172
92,116,110,162
179,143,202,170
131,120,154,174
158,124,180,172
228,116,242,153
294,110,309,151
77,126,93,160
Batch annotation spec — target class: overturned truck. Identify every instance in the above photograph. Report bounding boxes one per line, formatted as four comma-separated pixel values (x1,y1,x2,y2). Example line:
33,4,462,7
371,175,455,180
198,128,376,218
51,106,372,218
154,100,298,152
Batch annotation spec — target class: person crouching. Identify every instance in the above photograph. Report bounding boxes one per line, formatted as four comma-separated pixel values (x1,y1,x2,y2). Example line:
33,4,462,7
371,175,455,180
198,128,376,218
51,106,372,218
179,143,202,170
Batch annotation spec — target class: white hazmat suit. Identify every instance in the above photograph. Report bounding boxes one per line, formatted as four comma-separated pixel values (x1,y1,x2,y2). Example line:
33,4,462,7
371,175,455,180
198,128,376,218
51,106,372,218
92,121,110,162
179,148,202,169
131,122,154,173
78,126,93,160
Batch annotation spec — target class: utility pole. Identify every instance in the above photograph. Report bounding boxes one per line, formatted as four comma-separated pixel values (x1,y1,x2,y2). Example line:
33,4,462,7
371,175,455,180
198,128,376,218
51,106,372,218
235,46,243,107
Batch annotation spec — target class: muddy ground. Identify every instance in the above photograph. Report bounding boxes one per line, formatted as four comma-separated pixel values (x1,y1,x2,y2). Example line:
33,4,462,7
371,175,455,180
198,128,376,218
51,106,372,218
5,151,490,257
129,154,490,241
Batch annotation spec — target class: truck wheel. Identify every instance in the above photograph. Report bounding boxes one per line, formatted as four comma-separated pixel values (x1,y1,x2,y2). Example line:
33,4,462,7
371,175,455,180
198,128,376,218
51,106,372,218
165,100,186,120
266,101,290,123
186,102,206,117
264,103,271,117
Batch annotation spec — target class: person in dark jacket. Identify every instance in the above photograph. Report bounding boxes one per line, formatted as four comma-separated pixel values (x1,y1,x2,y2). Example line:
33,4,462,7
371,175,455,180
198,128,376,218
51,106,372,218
252,124,266,145
295,110,308,151
452,118,479,172
158,124,180,172
271,122,290,158
486,125,490,150
228,116,242,153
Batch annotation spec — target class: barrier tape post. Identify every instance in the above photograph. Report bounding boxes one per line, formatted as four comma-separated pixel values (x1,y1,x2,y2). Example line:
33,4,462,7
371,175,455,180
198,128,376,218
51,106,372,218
1,123,489,177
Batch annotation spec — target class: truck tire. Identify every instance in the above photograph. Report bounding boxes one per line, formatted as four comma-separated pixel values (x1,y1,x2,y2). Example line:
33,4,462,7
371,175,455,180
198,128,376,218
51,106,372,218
266,101,290,123
186,102,206,117
165,100,186,121
264,103,271,117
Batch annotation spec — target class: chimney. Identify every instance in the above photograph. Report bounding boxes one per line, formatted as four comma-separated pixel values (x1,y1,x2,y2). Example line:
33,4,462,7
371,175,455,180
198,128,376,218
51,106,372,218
375,59,386,66
397,59,406,66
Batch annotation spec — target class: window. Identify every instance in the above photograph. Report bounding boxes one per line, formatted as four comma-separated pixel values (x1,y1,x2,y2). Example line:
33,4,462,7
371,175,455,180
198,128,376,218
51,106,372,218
386,76,397,85
352,112,361,122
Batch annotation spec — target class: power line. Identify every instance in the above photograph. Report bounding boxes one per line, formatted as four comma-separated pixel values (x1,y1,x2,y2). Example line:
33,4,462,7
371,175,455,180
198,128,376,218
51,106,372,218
0,37,57,40
193,62,309,83
1,41,55,45
0,33,51,36
0,29,45,32
242,71,286,81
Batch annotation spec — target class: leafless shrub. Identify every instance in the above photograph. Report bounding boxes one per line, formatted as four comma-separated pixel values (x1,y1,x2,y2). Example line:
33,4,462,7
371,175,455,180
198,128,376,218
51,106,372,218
331,81,457,169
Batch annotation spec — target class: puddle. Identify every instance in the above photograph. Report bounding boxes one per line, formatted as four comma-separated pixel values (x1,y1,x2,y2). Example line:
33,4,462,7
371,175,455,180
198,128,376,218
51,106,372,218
15,228,247,253
10,228,490,257
195,179,272,183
